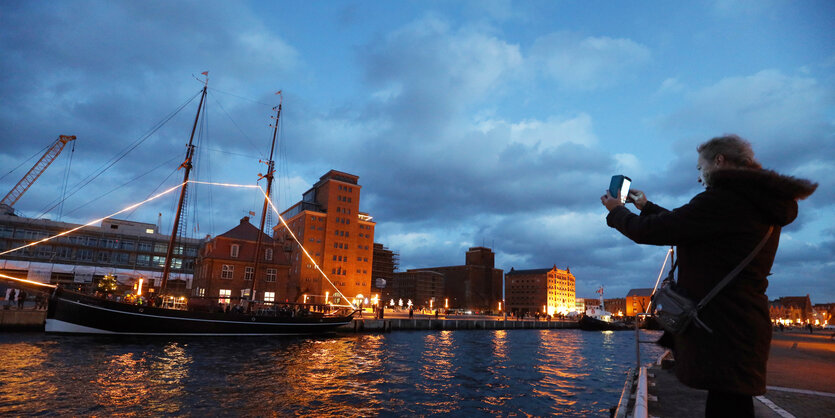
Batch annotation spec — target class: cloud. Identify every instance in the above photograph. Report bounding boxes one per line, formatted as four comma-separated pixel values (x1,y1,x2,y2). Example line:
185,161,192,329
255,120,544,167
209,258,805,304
530,32,651,89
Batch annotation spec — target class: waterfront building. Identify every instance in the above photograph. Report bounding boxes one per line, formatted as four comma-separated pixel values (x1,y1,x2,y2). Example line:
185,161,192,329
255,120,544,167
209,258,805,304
506,265,576,316
626,288,654,317
371,242,398,302
409,247,503,312
0,213,200,294
387,270,445,310
770,295,814,325
273,170,375,304
192,216,290,305
605,298,626,317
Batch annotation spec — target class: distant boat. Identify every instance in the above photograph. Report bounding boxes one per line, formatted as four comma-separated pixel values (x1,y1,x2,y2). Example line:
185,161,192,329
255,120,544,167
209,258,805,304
33,79,356,335
578,286,630,331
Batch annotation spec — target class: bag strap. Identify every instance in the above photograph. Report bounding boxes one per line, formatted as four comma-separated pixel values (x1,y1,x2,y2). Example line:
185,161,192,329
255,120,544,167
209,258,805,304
696,226,774,311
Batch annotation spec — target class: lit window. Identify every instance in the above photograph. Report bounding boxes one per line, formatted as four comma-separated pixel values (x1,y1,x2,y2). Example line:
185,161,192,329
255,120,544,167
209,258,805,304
231,244,240,258
145,228,154,234
264,292,275,303
219,289,231,304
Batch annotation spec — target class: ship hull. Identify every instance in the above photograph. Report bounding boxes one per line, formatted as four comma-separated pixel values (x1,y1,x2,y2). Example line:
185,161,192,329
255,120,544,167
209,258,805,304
46,290,353,336
578,314,631,331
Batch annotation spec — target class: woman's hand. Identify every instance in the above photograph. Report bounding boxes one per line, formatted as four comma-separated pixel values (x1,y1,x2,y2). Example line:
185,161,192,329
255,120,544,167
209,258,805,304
627,189,647,210
600,191,623,212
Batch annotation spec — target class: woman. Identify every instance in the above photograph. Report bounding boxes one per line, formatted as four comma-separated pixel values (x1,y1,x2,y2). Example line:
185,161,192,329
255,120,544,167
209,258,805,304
601,135,816,417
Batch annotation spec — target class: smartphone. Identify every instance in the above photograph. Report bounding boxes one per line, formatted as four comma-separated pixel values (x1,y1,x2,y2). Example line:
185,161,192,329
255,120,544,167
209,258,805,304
609,175,632,204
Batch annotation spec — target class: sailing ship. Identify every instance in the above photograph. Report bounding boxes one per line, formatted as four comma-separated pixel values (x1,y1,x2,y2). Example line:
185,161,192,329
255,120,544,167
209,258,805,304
9,76,356,335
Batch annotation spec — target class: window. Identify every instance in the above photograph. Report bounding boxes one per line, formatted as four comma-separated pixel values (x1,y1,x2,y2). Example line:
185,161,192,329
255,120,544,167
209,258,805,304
265,248,273,261
245,267,254,281
196,288,206,297
219,289,231,304
119,240,135,250
153,256,166,267
241,289,251,299
154,242,167,253
266,268,276,282
222,264,234,279
97,251,110,263
264,292,275,303
138,242,153,252
231,244,240,258
136,254,150,266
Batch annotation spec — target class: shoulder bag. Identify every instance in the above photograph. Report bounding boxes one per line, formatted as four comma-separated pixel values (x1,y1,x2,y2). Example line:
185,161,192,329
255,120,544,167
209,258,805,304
652,226,774,335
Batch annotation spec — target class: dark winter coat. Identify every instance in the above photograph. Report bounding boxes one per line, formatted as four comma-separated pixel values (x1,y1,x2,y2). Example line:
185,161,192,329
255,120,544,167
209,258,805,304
606,168,816,395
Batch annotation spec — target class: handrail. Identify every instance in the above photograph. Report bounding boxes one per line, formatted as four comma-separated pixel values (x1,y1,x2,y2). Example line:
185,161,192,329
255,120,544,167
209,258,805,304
633,366,649,418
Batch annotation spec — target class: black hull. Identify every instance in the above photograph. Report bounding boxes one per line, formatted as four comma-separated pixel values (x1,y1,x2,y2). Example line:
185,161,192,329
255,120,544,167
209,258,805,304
578,315,631,331
46,290,353,336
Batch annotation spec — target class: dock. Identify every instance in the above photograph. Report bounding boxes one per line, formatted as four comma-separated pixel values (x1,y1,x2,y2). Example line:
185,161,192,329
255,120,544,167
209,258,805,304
339,317,577,332
616,330,835,417
0,307,46,331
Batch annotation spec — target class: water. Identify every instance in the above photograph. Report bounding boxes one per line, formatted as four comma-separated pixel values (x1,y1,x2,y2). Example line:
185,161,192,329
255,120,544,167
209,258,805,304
0,329,664,416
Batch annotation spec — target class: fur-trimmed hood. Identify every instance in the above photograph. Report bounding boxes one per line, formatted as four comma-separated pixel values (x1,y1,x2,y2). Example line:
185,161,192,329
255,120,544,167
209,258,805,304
710,168,818,226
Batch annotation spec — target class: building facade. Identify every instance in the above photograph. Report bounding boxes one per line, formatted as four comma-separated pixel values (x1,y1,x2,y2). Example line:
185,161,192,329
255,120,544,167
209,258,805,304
506,265,576,316
409,247,503,312
273,170,375,305
387,270,445,309
371,242,398,300
192,216,290,306
626,288,654,317
770,295,814,325
0,213,200,294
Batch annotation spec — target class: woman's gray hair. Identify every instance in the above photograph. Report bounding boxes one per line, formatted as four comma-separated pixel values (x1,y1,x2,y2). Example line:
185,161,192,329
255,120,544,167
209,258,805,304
697,134,762,169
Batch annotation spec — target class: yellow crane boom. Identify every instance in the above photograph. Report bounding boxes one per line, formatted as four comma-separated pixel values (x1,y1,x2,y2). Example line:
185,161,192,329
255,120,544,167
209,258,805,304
1,135,76,209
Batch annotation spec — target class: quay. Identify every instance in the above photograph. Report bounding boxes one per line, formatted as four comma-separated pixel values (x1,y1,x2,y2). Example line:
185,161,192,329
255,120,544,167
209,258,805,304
617,330,835,417
0,307,46,331
339,316,577,332
0,307,578,333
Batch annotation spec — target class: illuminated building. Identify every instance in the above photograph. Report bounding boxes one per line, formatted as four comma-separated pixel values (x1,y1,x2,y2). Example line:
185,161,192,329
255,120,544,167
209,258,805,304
387,270,444,310
770,295,814,325
192,216,290,305
0,213,200,293
273,170,374,304
626,288,654,317
409,247,503,311
506,265,575,316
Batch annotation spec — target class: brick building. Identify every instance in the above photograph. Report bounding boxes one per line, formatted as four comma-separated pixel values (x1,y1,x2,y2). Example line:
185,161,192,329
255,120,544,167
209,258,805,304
192,216,290,306
273,170,375,305
770,295,814,325
409,246,503,312
626,288,654,317
506,265,576,316
387,270,445,309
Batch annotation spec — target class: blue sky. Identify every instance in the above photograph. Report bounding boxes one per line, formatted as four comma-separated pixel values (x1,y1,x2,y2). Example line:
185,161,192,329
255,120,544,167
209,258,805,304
1,1,832,302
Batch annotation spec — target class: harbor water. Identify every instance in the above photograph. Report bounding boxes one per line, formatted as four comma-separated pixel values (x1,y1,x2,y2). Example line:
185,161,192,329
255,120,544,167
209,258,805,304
0,329,664,416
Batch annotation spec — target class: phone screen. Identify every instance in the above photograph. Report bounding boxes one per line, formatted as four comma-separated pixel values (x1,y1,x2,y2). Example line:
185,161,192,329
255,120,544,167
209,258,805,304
619,178,631,204
609,175,632,203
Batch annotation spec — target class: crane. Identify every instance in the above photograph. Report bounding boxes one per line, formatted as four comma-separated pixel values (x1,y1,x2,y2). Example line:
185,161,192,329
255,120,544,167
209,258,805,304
0,135,76,215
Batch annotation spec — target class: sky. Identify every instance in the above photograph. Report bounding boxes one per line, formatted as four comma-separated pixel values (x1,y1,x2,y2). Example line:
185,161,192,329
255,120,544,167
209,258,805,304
1,1,833,303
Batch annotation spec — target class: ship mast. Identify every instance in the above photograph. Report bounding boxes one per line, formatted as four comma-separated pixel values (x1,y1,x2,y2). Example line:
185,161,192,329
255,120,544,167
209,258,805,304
249,92,282,303
160,77,208,292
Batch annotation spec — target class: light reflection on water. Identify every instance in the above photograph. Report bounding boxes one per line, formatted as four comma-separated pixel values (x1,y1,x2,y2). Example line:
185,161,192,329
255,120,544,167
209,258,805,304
0,329,663,416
